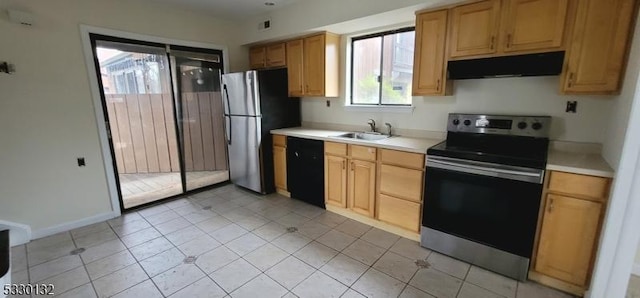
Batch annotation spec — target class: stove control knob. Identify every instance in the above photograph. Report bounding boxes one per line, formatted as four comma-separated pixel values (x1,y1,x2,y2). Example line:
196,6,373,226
517,122,527,129
463,120,471,126
452,119,460,126
532,122,543,130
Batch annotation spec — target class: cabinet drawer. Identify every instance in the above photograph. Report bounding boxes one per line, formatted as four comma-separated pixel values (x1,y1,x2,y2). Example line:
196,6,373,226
380,165,423,202
350,145,377,161
380,149,425,169
548,171,610,199
377,194,421,232
273,135,286,147
325,142,347,156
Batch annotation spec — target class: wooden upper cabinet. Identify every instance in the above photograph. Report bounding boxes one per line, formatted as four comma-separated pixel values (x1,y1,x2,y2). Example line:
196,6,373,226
249,46,266,69
449,0,501,58
304,34,325,96
562,0,636,94
266,43,286,67
535,194,602,286
286,39,305,97
413,10,449,96
303,33,339,97
501,0,569,53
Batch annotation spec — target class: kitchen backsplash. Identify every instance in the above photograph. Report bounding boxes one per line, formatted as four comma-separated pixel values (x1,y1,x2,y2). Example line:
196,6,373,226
301,76,615,143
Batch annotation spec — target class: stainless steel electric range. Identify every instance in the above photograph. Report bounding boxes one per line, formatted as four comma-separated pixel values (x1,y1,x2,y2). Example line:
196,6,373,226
421,113,551,281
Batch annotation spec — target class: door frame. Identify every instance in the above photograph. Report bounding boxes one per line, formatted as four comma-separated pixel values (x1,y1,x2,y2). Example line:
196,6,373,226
80,25,229,216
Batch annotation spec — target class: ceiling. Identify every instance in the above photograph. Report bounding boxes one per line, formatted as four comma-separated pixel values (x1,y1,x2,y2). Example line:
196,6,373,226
142,0,306,20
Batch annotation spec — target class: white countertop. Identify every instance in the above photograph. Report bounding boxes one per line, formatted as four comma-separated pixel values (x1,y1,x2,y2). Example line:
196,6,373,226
272,127,615,178
546,149,614,178
270,127,443,154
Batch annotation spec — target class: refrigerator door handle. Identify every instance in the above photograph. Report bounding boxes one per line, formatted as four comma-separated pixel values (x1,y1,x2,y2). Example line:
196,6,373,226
223,84,232,145
223,84,231,116
225,115,232,145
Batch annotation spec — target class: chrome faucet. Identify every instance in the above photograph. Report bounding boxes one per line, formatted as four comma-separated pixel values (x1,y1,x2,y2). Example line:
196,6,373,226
385,123,392,137
367,119,376,132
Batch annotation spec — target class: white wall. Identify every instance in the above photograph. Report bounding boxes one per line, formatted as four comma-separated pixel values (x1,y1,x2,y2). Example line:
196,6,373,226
603,17,640,171
0,0,243,233
302,76,612,143
238,0,460,44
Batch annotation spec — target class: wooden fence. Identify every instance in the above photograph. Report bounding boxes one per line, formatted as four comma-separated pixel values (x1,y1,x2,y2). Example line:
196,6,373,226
106,93,228,174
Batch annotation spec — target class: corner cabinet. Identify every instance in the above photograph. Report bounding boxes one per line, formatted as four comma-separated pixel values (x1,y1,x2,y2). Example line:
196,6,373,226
531,171,611,296
413,9,450,96
561,0,636,94
286,33,340,97
273,135,288,196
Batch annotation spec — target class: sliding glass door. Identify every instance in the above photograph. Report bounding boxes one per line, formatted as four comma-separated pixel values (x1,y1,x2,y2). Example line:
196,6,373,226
171,50,229,191
91,36,228,209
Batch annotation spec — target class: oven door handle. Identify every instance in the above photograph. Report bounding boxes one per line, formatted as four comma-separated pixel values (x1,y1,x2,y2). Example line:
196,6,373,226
427,158,544,184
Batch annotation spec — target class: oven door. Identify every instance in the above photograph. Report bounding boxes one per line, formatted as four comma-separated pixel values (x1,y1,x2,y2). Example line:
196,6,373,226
423,156,544,258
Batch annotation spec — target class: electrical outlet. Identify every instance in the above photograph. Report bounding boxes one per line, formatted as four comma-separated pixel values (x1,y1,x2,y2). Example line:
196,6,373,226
326,100,331,107
77,157,86,167
566,101,577,113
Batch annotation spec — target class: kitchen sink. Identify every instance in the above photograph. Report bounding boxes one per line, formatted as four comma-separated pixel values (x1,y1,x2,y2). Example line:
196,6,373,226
333,132,390,141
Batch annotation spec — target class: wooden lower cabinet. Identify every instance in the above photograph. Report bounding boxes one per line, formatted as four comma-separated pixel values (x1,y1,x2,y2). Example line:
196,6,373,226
273,135,287,193
535,194,602,287
325,155,347,208
348,159,376,217
379,164,423,202
377,194,421,232
273,146,287,190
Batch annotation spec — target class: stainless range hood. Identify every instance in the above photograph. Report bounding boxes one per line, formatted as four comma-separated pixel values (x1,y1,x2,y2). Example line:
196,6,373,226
447,51,565,80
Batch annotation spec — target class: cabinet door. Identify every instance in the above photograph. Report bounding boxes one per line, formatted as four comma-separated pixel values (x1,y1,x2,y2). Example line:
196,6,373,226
379,165,423,202
286,39,305,97
563,0,635,93
304,34,326,96
412,10,448,96
450,0,501,58
502,0,569,52
348,160,376,217
377,194,421,232
273,145,287,190
535,194,602,286
249,46,266,69
325,155,347,208
266,43,286,67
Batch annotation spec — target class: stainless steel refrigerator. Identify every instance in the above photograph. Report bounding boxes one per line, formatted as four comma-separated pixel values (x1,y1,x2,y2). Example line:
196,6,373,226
221,68,300,194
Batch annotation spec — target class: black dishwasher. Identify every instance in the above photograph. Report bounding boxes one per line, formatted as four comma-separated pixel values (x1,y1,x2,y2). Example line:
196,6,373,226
286,137,325,208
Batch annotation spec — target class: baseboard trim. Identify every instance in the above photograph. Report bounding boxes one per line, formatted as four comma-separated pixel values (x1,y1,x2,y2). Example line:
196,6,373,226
31,212,118,240
0,220,32,247
633,263,640,276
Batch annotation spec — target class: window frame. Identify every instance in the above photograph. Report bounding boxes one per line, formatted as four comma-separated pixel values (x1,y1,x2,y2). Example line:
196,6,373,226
349,26,415,107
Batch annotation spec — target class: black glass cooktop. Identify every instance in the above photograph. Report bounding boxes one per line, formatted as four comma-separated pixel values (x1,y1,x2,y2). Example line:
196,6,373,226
427,132,549,169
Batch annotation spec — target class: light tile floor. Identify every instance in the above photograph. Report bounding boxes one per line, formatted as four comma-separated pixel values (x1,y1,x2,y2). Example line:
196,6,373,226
10,184,576,298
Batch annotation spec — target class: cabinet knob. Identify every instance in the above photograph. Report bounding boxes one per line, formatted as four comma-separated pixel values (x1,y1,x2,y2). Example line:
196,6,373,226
342,160,345,170
490,36,496,50
351,162,354,171
506,34,512,48
548,198,554,213
436,79,441,91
